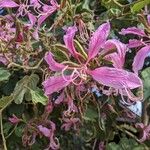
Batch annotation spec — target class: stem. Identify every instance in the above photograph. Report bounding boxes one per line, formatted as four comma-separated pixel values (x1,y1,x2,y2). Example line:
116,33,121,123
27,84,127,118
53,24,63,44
142,100,149,126
0,112,7,150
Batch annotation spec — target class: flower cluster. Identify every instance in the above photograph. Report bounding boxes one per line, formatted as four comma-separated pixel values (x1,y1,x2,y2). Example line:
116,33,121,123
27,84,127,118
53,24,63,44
43,22,143,103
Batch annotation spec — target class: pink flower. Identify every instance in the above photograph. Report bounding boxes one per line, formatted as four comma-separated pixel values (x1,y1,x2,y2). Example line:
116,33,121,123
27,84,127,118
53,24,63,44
0,0,59,29
120,20,150,74
37,0,59,27
38,121,59,150
8,114,21,124
43,22,143,102
135,123,150,142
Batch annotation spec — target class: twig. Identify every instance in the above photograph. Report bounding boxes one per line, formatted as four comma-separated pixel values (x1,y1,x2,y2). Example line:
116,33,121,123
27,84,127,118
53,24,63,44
0,112,7,150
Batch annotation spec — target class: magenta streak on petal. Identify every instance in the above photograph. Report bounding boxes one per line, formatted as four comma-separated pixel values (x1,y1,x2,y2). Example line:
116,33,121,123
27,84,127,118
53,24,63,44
44,52,65,71
87,22,110,61
42,76,71,95
133,45,150,74
89,67,142,89
120,27,146,37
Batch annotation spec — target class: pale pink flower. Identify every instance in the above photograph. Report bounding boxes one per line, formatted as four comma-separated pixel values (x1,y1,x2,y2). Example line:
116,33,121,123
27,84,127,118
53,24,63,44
38,121,59,150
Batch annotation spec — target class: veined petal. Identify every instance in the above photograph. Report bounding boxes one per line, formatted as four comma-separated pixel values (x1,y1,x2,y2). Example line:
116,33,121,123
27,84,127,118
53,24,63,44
120,27,146,37
105,53,123,69
0,0,19,8
44,52,65,71
87,22,110,60
42,76,71,95
133,45,150,74
89,67,142,89
128,39,144,48
102,39,127,57
63,26,79,57
102,39,127,68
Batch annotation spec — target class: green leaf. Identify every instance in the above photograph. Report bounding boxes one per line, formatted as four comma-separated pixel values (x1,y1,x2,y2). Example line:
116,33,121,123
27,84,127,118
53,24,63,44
30,88,48,105
106,137,147,150
0,68,11,82
0,95,14,111
83,105,98,122
131,0,150,13
15,124,25,137
141,67,150,100
13,74,39,104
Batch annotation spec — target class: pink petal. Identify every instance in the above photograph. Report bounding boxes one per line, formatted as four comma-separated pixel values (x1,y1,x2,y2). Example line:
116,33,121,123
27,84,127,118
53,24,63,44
37,14,50,27
0,54,8,65
0,0,19,8
89,67,142,89
8,114,20,124
28,13,36,27
37,4,57,27
44,52,65,71
133,45,150,74
102,39,127,68
87,22,110,61
147,15,150,26
105,53,124,69
63,26,79,58
38,125,50,137
128,39,144,48
54,92,65,104
120,27,146,37
42,76,71,95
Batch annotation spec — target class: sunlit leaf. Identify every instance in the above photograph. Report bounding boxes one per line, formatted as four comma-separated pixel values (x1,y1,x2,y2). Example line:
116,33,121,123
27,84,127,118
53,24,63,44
13,74,39,104
30,88,48,105
0,68,11,82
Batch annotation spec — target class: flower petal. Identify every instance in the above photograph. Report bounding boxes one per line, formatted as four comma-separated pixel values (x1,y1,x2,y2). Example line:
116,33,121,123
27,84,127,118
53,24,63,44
44,52,65,71
87,22,110,60
128,39,144,48
28,13,37,27
37,14,50,27
133,45,150,74
102,39,127,68
42,76,71,95
0,0,19,8
63,26,79,57
38,125,50,137
147,15,150,26
89,67,142,89
120,27,146,37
